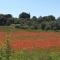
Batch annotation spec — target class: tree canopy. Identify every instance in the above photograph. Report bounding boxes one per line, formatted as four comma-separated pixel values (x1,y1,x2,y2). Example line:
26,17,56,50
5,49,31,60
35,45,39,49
0,12,60,31
19,12,30,19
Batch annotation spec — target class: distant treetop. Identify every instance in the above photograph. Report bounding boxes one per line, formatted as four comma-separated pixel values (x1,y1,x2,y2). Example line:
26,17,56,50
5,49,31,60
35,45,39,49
19,12,30,19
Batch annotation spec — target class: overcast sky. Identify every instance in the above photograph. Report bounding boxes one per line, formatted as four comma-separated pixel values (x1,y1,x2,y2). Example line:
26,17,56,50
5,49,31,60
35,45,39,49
0,0,60,18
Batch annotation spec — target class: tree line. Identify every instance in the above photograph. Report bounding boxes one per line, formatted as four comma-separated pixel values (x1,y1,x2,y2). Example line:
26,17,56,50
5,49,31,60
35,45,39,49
0,12,60,31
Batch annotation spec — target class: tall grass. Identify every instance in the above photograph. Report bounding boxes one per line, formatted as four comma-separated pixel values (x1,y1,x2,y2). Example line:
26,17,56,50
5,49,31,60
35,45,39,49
11,48,60,60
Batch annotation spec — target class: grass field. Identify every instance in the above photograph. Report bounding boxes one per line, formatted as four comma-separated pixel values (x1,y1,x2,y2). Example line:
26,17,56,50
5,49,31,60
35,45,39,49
0,26,60,60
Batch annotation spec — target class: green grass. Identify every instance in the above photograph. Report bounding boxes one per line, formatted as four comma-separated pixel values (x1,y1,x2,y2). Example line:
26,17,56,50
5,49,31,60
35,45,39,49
14,28,55,32
1,47,60,60
0,26,15,32
11,48,60,60
0,26,60,32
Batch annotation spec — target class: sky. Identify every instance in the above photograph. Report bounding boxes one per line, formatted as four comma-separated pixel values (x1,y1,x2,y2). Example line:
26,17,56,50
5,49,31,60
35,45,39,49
0,0,60,18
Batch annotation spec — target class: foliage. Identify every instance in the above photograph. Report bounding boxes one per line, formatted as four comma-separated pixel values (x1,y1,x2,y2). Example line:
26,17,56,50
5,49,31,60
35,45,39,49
7,48,60,60
0,12,60,31
19,12,30,19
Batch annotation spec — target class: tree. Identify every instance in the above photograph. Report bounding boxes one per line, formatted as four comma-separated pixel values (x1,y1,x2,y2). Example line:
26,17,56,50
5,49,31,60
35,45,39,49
37,16,43,23
56,17,60,22
47,15,55,21
41,22,46,30
50,21,60,30
42,15,55,21
31,16,37,21
13,18,19,24
42,16,48,21
4,14,12,18
0,15,6,26
0,14,13,26
4,14,13,25
19,12,30,19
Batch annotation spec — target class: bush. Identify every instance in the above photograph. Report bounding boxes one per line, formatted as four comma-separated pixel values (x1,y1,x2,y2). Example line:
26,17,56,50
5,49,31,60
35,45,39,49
15,24,21,28
15,24,29,29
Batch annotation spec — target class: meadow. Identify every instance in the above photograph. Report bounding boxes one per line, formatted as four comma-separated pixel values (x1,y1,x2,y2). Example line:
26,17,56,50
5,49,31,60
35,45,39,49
0,26,60,60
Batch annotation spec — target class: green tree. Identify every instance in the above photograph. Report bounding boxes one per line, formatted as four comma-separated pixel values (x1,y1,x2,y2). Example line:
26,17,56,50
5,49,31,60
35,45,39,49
5,14,12,18
42,15,55,21
31,16,37,21
19,12,30,19
47,15,55,21
37,16,43,23
0,14,13,26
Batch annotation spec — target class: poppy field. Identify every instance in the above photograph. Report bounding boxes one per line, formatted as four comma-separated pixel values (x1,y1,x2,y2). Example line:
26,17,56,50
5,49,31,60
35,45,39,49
0,31,60,60
11,32,60,50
